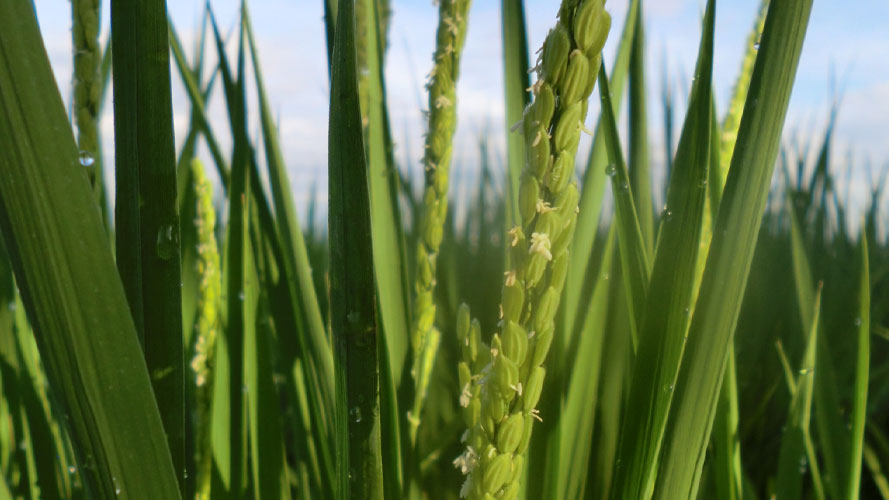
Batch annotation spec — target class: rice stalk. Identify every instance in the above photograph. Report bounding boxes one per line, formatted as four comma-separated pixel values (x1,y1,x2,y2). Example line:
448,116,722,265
71,0,102,190
408,0,473,445
454,1,610,497
189,158,221,499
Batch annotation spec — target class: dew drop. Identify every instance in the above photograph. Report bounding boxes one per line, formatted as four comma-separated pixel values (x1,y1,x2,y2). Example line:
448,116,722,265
798,456,807,474
620,181,629,192
853,317,862,327
68,466,76,474
347,310,360,324
605,164,617,177
78,150,95,167
663,209,673,221
238,290,246,301
155,224,177,261
350,406,362,423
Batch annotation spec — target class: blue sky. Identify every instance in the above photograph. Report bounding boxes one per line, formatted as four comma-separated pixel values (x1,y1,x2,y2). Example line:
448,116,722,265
33,0,889,219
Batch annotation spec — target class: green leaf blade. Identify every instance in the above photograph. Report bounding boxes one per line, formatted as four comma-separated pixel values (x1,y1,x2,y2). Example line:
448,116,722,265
0,2,181,496
610,1,715,496
329,0,385,495
653,1,815,497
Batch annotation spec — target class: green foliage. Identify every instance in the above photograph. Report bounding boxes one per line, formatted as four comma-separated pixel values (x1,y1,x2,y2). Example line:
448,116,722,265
329,0,384,496
110,0,185,490
2,1,888,499
0,1,181,497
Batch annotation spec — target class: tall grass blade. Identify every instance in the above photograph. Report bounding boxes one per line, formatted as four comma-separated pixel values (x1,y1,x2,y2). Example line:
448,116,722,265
713,348,743,500
653,1,814,497
774,285,821,500
329,0,385,496
169,22,231,189
324,0,338,73
0,2,181,496
244,213,292,500
564,0,639,348
628,4,653,253
560,228,616,499
597,64,650,346
243,0,336,453
720,0,768,188
611,1,714,496
355,0,410,493
0,287,71,499
589,258,633,500
787,187,846,500
501,0,531,226
205,9,255,495
661,62,675,179
110,0,185,487
846,235,870,500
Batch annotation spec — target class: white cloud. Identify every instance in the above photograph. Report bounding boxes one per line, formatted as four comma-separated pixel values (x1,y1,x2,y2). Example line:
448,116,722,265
30,0,889,223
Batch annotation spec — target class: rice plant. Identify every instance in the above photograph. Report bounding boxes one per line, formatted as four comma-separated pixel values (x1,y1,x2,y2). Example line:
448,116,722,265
0,0,887,499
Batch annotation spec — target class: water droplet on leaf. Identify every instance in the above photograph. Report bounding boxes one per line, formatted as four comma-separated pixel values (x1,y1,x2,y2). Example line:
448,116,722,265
78,151,94,167
155,225,177,261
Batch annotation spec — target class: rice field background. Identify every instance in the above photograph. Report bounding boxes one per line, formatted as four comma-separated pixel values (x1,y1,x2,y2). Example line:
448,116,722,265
0,0,887,499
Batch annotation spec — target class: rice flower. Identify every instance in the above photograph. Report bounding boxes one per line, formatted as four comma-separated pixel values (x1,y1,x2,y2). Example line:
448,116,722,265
454,0,610,497
189,158,221,499
408,0,473,443
71,0,101,185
